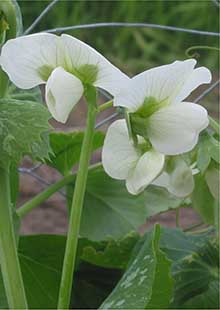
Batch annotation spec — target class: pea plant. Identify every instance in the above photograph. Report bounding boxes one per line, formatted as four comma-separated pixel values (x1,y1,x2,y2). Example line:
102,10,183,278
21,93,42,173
0,1,219,309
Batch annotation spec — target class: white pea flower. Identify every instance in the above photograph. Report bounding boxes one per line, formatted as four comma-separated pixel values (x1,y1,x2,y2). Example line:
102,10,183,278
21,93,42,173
152,157,197,197
0,33,129,123
102,119,165,195
114,59,211,155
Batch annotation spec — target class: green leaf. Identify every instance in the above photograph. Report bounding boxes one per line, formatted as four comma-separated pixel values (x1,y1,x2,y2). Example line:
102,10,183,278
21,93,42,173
71,262,122,309
156,227,218,309
171,239,219,309
142,185,185,217
81,231,139,270
18,235,65,309
197,139,211,174
100,224,174,309
46,131,105,175
0,235,65,309
0,99,51,166
192,173,216,224
0,235,133,309
197,132,220,173
160,227,213,262
8,85,43,103
67,166,183,241
182,280,219,309
69,166,148,240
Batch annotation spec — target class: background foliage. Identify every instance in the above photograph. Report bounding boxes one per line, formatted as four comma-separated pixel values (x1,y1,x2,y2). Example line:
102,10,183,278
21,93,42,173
18,0,219,73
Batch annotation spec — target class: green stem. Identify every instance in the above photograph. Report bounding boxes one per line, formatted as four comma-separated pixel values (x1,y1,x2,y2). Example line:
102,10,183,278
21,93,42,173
58,103,96,309
175,208,180,228
17,163,102,218
209,116,219,134
17,174,75,218
98,99,113,112
0,165,28,309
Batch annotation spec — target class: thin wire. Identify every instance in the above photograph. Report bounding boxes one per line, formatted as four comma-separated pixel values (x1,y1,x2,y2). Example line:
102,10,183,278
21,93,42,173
24,0,60,35
19,167,66,198
95,112,118,129
194,78,220,103
45,22,220,37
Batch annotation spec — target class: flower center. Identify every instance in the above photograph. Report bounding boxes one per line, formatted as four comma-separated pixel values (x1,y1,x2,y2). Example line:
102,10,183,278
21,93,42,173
38,63,98,85
38,65,54,81
129,96,168,139
136,140,152,155
74,64,98,85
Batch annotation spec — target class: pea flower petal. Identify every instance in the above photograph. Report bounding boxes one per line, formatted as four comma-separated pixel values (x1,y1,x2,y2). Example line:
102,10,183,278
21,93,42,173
61,34,129,96
102,119,165,195
0,33,58,88
126,149,165,195
45,67,83,123
0,33,129,122
147,102,209,155
102,119,139,179
153,157,195,197
114,59,211,111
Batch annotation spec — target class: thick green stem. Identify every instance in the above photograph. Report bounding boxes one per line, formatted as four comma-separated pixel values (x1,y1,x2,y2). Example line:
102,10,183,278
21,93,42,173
0,165,28,309
209,116,219,134
58,103,96,309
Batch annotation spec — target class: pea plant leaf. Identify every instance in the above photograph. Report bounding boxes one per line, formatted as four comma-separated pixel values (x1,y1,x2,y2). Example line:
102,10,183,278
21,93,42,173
81,231,139,270
192,173,216,225
171,239,219,309
67,165,184,241
160,226,213,262
8,85,44,104
0,234,137,309
197,131,220,173
0,98,51,166
0,235,65,309
45,131,105,175
100,224,174,309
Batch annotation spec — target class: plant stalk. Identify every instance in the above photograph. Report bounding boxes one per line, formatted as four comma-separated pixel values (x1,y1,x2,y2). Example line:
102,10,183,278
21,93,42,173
0,165,28,309
57,103,96,309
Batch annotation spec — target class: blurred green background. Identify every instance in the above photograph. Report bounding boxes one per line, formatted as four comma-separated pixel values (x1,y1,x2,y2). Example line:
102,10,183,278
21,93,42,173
12,1,219,235
18,0,219,76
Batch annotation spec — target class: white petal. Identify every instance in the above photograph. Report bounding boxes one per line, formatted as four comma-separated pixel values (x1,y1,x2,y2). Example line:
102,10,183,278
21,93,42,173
45,67,83,123
114,59,197,111
126,150,165,195
174,66,212,104
0,33,59,88
153,158,194,197
152,172,170,188
102,119,139,180
61,34,129,96
148,102,209,155
168,158,194,197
